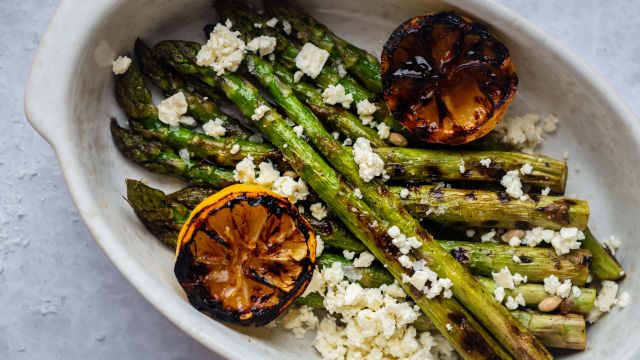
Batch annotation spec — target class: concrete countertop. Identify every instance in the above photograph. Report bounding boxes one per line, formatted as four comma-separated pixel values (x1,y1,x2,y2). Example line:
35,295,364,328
1,0,638,359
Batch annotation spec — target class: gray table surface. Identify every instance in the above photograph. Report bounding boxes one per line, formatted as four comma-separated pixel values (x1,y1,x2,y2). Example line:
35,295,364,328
2,0,639,359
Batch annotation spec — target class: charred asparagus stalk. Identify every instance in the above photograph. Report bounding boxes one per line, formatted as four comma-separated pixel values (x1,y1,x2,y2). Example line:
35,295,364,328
135,39,252,138
263,0,383,94
581,228,625,281
154,40,516,359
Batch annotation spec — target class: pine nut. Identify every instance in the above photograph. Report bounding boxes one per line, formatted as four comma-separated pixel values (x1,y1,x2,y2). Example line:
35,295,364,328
501,229,525,243
538,296,562,312
283,170,299,179
388,133,408,147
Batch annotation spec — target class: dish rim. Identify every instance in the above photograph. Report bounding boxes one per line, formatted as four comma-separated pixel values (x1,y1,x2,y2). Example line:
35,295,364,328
24,0,640,358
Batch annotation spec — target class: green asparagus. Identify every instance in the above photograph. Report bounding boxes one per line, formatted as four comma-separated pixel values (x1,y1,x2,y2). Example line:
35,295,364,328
582,228,625,281
154,40,516,359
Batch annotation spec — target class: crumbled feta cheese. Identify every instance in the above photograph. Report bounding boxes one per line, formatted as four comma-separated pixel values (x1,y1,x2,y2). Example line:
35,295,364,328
157,92,193,127
541,187,551,196
458,159,466,174
197,20,246,75
505,293,525,310
255,162,281,187
293,70,304,83
353,252,375,268
356,100,377,125
479,158,492,168
342,137,352,146
466,229,476,238
281,305,319,338
543,275,574,299
251,104,270,121
266,17,278,27
480,229,496,243
399,188,410,199
230,144,240,154
282,19,292,35
202,118,227,138
331,131,340,140
336,63,347,78
343,250,356,260
494,287,505,303
246,35,277,57
492,267,515,289
316,235,324,256
310,202,328,220
603,235,622,255
571,286,582,298
508,237,521,247
112,55,132,75
352,138,385,182
272,176,309,203
445,323,453,332
377,123,391,140
563,150,569,160
398,255,413,269
295,43,329,78
596,281,619,312
354,188,362,199
501,170,524,199
512,255,521,263
234,156,256,183
520,163,533,175
253,22,263,28
234,157,309,203
178,148,190,164
292,125,304,138
492,113,559,152
618,291,631,308
322,84,353,109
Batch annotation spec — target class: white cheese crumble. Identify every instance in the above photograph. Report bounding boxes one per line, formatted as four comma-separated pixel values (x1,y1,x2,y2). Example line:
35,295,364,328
266,17,278,27
295,43,329,79
492,113,559,153
512,255,521,263
480,229,497,243
353,188,362,199
234,157,309,203
587,281,632,323
251,104,270,121
352,138,385,182
504,293,525,310
336,63,347,78
458,159,465,174
281,305,319,338
230,144,240,154
316,235,324,257
178,148,190,164
293,70,304,83
342,137,352,146
356,100,377,125
520,163,533,175
492,267,527,290
246,35,277,57
253,22,263,29
398,255,413,269
399,188,410,199
343,250,356,260
520,227,584,255
387,226,421,255
322,84,353,109
293,125,304,138
112,55,132,75
603,235,622,255
202,118,227,138
157,92,194,127
376,123,391,140
543,275,574,298
494,287,505,303
500,170,524,199
282,19,292,35
352,252,375,268
479,158,492,168
445,323,453,332
197,20,246,75
310,202,328,220
541,187,551,196
466,229,476,238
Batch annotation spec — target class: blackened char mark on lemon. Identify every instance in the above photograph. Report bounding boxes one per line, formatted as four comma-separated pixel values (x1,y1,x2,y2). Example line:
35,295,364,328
381,12,517,145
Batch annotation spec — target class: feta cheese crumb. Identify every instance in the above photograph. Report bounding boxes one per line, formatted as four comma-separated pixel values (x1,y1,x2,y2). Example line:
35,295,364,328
353,252,375,268
293,125,304,137
282,19,292,35
336,63,347,78
157,92,192,127
505,293,525,310
466,229,476,238
479,158,492,168
543,275,574,299
356,99,377,125
178,148,190,164
376,122,391,140
197,20,246,75
234,157,309,203
246,35,277,57
399,188,410,199
293,70,304,83
310,202,328,220
266,17,278,27
331,131,340,140
112,56,132,75
253,22,263,29
520,163,533,175
295,43,329,78
322,84,353,109
492,113,559,152
230,144,240,154
618,291,631,308
602,235,622,255
316,235,324,256
251,104,270,121
234,156,256,183
458,159,466,174
255,162,280,187
202,118,227,138
342,137,352,146
501,170,524,199
398,255,413,269
541,187,551,196
352,138,385,182
343,250,356,260
445,323,453,332
480,229,496,243
512,255,521,263
281,305,318,338
571,286,582,298
494,287,505,303
354,188,362,199
492,267,515,289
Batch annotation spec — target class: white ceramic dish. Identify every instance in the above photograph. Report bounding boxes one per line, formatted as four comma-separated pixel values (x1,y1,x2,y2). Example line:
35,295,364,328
25,0,639,358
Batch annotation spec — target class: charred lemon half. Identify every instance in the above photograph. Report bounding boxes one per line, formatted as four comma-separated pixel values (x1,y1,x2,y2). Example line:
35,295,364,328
174,184,316,326
382,12,518,145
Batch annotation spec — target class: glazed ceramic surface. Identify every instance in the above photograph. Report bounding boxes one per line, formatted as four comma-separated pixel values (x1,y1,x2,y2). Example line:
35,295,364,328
25,0,639,358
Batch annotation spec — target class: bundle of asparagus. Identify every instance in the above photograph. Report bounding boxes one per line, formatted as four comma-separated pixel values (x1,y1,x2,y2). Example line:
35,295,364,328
108,1,627,358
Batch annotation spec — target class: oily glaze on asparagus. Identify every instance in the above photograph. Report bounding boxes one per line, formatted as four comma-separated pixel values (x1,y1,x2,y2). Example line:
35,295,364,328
153,40,516,359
